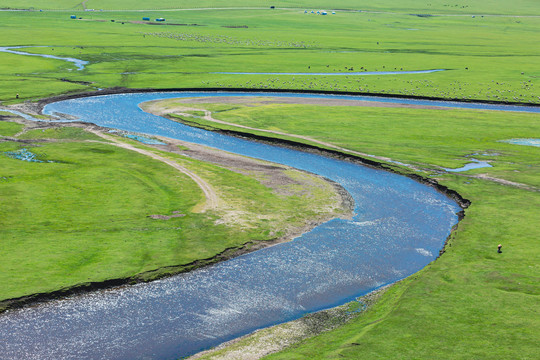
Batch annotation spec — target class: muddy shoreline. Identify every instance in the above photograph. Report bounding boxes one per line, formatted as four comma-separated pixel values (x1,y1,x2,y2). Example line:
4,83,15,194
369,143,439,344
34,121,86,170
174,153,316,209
0,89,469,313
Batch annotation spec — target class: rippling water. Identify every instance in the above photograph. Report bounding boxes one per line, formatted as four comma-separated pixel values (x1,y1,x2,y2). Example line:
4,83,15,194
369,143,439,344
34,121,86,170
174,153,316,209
0,92,463,359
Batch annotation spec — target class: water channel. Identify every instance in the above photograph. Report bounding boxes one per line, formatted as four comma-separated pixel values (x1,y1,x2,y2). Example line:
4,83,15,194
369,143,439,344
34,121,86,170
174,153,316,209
0,46,88,71
1,91,527,359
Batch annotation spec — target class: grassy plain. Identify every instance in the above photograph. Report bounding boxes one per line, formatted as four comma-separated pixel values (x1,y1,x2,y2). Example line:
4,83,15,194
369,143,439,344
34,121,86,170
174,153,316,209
0,3,538,103
158,98,539,184
0,1,539,358
2,0,540,15
167,100,539,359
0,117,345,303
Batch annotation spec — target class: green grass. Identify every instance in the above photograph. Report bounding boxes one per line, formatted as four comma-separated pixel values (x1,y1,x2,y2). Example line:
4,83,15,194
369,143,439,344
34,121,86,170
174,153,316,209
146,98,539,359
2,1,539,15
0,123,343,302
0,6,538,103
0,119,24,136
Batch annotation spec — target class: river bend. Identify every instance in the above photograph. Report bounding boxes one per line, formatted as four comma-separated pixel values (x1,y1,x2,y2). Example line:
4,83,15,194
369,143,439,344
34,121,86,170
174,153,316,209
0,92,462,359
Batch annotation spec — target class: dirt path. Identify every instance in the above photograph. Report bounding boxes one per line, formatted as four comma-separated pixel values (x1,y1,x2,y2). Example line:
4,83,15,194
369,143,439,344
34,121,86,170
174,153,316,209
142,97,540,192
87,128,219,212
469,173,539,192
143,99,424,171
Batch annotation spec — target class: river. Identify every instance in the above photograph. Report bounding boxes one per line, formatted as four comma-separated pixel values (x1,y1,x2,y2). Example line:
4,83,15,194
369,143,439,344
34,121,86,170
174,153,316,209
1,91,465,359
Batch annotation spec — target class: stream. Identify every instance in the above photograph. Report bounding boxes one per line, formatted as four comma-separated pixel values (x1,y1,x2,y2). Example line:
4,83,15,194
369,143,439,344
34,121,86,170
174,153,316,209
0,91,475,359
0,46,88,71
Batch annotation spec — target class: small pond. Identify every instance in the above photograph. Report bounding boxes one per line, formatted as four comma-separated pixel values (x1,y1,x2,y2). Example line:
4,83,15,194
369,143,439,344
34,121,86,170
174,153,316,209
501,138,540,147
443,159,492,172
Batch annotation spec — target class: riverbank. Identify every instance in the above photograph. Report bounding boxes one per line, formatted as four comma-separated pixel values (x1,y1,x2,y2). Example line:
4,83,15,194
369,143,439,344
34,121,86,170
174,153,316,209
161,96,535,359
190,284,392,360
0,90,478,314
7,86,540,112
0,109,353,313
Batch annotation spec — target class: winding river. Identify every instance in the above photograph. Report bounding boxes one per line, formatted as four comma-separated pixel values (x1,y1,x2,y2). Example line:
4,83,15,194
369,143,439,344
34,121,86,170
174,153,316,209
1,92,470,359
0,46,88,71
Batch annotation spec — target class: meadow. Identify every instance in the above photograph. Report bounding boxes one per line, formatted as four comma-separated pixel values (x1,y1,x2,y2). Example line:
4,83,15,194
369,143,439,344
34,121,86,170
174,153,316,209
0,1,539,358
0,4,538,104
2,0,540,15
167,99,539,359
0,118,345,304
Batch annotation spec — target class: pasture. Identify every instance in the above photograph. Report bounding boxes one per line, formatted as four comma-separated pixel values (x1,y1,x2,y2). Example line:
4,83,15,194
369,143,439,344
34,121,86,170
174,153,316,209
0,4,538,103
0,1,538,359
0,116,345,304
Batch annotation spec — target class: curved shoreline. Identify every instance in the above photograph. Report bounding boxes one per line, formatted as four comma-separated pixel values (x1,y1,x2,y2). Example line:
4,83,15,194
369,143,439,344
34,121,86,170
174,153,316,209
11,86,540,114
0,118,355,314
0,89,469,314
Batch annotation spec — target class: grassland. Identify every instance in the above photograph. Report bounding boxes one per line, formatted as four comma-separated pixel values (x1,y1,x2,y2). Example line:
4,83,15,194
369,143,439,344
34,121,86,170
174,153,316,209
0,116,346,304
1,1,539,358
2,0,540,15
0,4,538,104
163,99,539,359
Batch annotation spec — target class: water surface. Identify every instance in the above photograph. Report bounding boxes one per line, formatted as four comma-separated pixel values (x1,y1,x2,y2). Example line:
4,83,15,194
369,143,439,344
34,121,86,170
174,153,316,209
443,159,492,172
501,138,540,147
0,92,463,359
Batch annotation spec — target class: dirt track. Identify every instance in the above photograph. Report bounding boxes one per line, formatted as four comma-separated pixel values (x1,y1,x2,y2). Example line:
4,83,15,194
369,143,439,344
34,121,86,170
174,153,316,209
141,96,440,171
87,129,220,212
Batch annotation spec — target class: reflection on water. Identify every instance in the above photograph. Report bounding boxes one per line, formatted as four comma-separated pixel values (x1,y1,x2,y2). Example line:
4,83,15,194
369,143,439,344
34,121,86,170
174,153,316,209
0,92,462,360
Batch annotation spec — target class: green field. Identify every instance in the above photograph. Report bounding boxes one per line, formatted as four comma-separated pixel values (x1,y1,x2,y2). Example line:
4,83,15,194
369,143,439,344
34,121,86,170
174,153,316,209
0,4,538,104
0,118,345,304
2,0,540,15
1,1,539,358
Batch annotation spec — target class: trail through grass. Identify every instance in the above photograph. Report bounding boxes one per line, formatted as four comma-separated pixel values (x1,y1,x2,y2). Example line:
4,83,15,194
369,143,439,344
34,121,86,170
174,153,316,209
0,118,345,303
